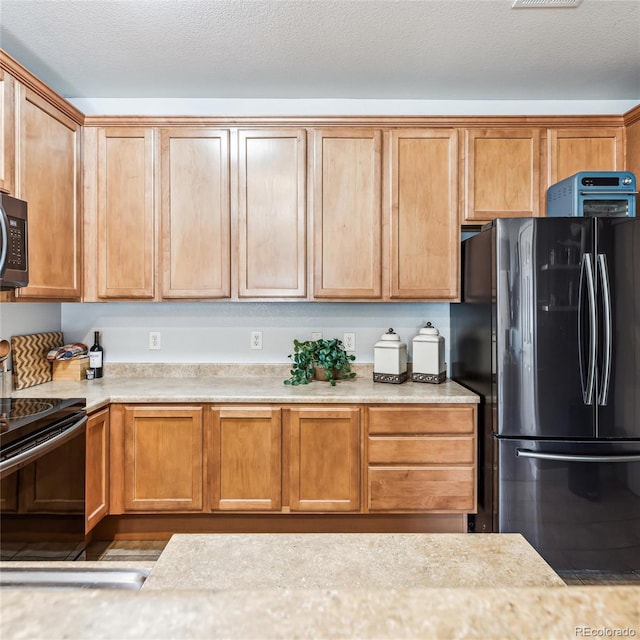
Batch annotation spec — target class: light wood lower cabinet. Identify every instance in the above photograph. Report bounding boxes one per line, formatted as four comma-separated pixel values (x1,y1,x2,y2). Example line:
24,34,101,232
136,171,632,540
366,405,477,513
117,405,204,512
108,402,476,517
85,407,110,533
288,407,360,512
208,407,281,511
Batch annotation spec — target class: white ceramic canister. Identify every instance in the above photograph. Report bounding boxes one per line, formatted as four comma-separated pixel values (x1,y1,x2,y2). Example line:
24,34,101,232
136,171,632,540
411,321,446,383
373,328,408,384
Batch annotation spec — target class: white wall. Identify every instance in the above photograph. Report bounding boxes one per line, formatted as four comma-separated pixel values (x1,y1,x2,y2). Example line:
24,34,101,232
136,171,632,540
0,302,61,340
61,302,450,366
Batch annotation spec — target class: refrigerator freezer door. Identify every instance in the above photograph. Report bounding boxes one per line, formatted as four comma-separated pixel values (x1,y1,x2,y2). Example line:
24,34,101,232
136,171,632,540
595,218,640,439
495,218,595,438
498,437,640,570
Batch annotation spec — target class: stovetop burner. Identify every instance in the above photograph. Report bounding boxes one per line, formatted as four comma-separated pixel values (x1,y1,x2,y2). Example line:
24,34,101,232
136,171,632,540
0,397,86,447
2,398,58,420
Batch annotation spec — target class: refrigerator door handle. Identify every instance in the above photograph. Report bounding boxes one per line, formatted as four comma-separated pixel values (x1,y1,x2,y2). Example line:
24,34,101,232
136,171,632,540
578,253,597,405
597,253,612,407
517,449,640,463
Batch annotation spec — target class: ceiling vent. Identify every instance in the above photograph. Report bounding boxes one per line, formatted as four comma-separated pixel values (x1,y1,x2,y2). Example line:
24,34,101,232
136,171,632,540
512,0,583,7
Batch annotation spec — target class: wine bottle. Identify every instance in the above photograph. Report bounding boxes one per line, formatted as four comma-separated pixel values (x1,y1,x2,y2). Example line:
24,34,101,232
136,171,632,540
89,330,104,378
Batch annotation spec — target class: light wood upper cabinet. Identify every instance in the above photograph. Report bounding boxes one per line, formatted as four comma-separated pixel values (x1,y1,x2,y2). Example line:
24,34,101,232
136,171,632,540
95,127,155,299
238,129,306,297
15,87,81,299
548,127,624,184
312,128,382,299
120,405,204,512
462,128,543,223
160,128,230,298
85,407,110,533
288,407,360,512
390,129,458,300
0,69,15,195
208,407,281,511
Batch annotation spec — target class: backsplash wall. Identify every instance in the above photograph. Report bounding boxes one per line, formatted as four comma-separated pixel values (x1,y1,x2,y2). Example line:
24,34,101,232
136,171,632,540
61,302,451,366
0,303,62,341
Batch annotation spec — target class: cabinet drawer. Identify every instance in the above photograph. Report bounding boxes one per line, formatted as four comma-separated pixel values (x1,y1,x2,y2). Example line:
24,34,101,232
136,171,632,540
368,436,474,465
368,406,475,435
368,467,475,512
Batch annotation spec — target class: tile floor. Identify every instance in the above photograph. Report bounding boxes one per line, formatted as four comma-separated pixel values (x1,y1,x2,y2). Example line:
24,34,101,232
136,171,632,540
3,540,639,585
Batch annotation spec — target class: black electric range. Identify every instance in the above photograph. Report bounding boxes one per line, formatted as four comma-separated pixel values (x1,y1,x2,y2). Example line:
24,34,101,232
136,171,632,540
0,397,86,477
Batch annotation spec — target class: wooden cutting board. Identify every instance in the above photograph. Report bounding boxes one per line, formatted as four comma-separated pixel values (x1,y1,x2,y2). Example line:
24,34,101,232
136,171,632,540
11,331,64,390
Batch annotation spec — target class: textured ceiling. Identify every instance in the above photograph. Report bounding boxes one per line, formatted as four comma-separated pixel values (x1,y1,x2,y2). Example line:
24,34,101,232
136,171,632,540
0,0,639,101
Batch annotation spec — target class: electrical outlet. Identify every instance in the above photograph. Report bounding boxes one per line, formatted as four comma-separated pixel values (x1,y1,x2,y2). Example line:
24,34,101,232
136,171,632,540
343,332,355,352
251,331,263,350
149,331,162,350
311,332,323,340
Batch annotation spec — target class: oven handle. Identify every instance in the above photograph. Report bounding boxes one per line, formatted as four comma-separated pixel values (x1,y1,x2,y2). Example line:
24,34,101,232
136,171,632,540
0,201,8,279
0,415,87,480
517,449,640,463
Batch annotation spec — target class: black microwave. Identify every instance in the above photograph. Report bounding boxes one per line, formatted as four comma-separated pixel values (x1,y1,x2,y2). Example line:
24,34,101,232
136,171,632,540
0,193,28,290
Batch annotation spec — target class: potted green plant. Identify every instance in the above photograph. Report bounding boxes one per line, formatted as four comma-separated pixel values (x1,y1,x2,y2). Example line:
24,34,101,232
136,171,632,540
284,338,356,387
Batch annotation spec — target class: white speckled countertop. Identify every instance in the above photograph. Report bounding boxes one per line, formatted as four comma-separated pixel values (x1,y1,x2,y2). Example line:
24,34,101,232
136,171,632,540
1,534,638,639
9,364,478,412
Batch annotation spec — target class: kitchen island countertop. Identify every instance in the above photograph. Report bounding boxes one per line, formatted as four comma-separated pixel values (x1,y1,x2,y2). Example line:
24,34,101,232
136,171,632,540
1,534,638,639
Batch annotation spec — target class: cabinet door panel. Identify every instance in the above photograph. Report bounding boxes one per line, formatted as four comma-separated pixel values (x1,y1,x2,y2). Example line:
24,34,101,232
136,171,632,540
289,408,360,511
0,69,15,195
161,128,230,298
464,129,542,223
548,128,623,184
313,129,382,298
85,408,109,533
210,407,281,510
239,129,306,297
390,129,458,299
97,128,155,298
123,406,203,512
16,88,81,299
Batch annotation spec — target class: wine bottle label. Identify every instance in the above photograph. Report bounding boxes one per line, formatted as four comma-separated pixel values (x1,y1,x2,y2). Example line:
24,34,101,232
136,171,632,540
89,352,103,368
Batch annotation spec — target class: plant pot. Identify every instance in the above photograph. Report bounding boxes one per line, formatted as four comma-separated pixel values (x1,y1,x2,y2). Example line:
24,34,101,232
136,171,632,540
313,366,342,382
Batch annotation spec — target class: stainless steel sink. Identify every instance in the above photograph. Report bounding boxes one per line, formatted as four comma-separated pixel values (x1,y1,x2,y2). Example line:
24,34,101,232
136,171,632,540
0,567,150,590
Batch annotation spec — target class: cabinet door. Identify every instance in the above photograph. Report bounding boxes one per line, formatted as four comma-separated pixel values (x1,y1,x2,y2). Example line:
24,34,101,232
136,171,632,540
97,127,155,299
160,128,230,298
209,407,281,511
463,129,542,223
238,129,306,297
0,474,18,512
85,408,109,533
312,129,382,298
16,87,81,299
0,69,15,195
289,407,360,511
122,405,203,512
390,129,458,299
548,127,624,184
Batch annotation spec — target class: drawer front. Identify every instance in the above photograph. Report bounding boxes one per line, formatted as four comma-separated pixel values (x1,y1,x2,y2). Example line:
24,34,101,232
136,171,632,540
368,406,475,435
368,436,474,465
368,467,475,512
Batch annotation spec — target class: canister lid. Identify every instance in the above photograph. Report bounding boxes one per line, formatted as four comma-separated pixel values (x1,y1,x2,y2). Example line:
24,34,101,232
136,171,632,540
418,321,439,336
375,328,406,349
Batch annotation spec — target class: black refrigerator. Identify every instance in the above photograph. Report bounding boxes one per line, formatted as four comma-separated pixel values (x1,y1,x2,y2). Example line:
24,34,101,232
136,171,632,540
451,217,640,571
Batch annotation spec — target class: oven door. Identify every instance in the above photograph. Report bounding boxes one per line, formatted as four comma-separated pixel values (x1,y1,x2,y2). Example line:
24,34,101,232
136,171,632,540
0,414,88,559
580,193,636,218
